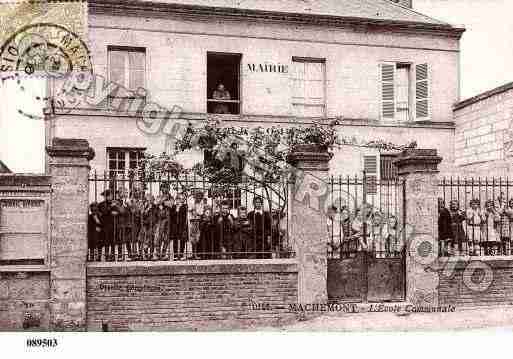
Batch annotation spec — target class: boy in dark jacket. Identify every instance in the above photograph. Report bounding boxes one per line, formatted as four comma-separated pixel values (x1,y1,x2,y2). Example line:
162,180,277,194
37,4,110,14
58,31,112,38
247,197,272,258
88,202,104,261
215,200,236,258
234,206,251,258
170,194,188,260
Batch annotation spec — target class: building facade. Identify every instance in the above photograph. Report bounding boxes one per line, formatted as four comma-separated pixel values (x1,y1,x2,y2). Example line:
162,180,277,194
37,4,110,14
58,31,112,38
47,0,465,180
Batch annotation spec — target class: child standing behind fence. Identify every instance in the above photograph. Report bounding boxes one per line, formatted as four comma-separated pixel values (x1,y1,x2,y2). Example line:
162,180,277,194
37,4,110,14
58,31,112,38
140,194,157,260
88,202,104,261
154,194,171,260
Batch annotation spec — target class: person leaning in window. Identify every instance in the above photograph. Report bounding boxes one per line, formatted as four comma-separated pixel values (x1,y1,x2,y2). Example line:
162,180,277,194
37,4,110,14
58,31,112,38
212,83,231,114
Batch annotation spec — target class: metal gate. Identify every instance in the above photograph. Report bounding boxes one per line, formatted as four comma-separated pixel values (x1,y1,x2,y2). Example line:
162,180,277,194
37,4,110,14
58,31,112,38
326,173,406,303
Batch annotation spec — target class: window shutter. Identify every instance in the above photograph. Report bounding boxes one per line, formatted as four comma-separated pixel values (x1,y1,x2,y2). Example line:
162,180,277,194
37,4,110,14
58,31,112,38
380,63,396,120
415,63,429,120
363,155,378,195
380,154,398,180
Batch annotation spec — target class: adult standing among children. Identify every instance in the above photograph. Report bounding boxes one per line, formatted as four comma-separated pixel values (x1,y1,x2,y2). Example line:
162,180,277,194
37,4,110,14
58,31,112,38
438,198,452,256
98,189,120,261
248,197,272,258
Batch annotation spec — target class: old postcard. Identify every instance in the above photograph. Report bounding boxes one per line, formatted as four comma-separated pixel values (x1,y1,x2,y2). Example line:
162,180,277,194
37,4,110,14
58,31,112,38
1,0,513,340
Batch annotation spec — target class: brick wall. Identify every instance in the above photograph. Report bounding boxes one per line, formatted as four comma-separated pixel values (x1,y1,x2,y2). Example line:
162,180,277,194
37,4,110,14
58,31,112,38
86,260,298,331
439,259,513,307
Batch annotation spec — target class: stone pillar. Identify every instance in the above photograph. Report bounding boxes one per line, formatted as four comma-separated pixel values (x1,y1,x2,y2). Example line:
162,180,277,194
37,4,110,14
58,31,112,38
287,147,332,304
46,138,94,331
394,149,442,306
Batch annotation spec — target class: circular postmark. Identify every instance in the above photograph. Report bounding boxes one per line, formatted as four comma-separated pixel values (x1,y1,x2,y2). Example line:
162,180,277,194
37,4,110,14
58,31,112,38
0,23,93,118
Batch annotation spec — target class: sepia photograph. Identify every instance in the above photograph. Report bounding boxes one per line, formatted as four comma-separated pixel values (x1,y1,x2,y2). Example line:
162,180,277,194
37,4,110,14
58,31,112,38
0,0,513,355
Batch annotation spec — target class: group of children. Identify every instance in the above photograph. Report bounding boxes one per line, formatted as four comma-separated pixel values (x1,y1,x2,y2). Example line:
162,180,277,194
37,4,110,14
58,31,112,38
326,205,401,258
438,197,513,256
88,188,289,261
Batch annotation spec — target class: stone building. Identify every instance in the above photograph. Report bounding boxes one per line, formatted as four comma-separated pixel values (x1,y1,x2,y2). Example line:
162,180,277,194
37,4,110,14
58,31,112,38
453,82,513,177
47,0,465,180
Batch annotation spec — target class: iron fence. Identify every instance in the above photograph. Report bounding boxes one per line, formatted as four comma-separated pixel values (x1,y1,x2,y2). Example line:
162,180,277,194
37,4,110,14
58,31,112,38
326,173,406,259
438,177,513,257
88,171,293,262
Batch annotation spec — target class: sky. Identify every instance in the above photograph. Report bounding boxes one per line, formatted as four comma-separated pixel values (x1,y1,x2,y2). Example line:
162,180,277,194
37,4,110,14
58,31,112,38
1,0,512,173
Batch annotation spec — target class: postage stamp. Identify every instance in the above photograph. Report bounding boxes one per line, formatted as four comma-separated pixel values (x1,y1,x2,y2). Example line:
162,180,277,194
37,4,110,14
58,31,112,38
1,0,513,349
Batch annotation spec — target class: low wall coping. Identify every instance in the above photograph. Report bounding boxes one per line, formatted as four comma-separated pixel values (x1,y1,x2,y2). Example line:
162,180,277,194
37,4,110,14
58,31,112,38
434,256,513,270
87,259,299,277
0,174,51,188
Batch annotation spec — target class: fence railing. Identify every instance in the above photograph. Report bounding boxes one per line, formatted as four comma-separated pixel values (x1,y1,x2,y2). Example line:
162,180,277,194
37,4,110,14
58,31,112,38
326,174,405,259
88,172,293,262
438,177,513,257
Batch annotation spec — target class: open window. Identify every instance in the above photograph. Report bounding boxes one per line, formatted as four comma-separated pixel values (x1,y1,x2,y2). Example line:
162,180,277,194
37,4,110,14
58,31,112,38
207,53,241,115
380,62,429,122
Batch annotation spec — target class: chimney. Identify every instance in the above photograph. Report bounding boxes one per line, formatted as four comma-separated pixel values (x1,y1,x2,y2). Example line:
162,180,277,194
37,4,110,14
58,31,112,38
391,0,412,8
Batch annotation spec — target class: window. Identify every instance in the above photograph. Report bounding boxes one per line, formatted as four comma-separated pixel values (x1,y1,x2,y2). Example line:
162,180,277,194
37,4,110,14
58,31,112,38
107,148,145,178
291,57,326,118
108,46,146,97
207,53,241,115
380,154,399,180
380,62,429,121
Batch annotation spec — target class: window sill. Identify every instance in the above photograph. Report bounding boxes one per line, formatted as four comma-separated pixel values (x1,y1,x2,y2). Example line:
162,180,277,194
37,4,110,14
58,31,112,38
0,264,50,273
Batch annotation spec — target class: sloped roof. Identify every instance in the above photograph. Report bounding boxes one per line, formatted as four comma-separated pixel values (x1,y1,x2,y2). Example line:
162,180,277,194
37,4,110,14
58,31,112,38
145,0,448,25
0,160,11,173
92,0,464,34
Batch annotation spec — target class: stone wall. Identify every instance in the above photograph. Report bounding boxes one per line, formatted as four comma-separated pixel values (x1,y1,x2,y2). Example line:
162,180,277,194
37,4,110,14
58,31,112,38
0,272,51,330
0,174,52,331
86,261,298,331
453,84,513,175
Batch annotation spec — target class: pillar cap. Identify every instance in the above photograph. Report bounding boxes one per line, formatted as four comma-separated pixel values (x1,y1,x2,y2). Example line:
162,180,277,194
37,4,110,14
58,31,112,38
46,138,95,161
287,145,332,171
394,148,442,175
